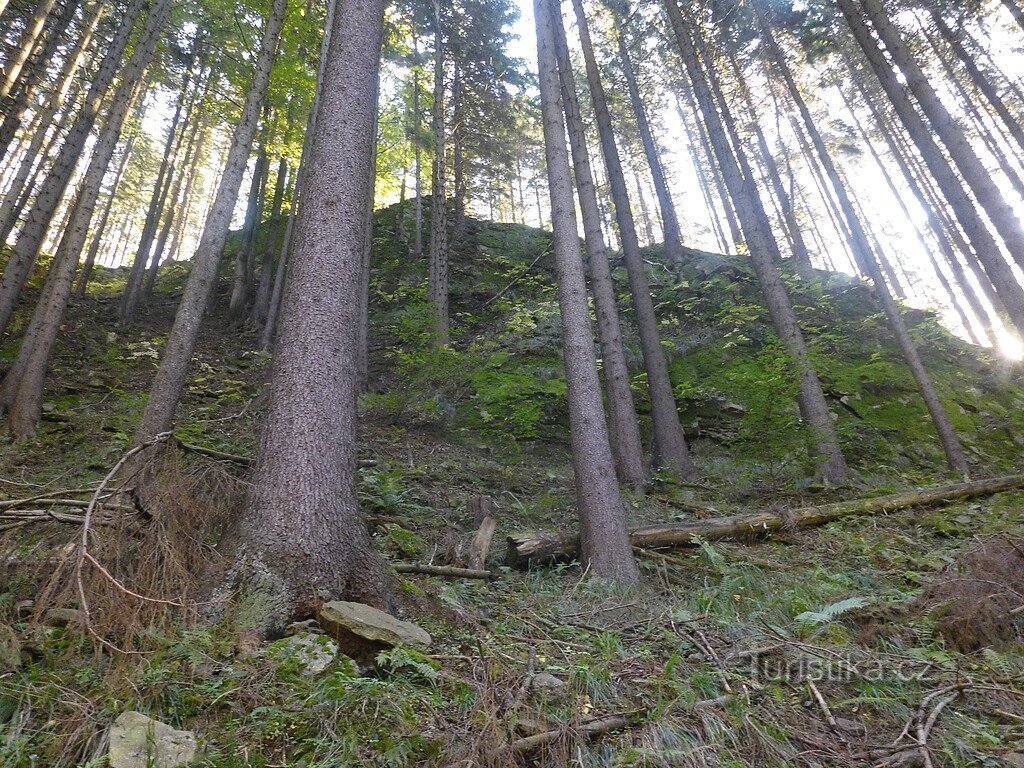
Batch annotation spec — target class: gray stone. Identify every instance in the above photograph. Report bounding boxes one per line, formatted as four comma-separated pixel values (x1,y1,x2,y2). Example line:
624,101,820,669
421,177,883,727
0,624,20,671
530,672,566,691
273,633,339,676
318,601,431,648
108,712,197,768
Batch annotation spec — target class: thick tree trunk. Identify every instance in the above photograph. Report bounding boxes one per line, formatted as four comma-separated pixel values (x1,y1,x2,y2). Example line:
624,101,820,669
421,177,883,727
0,0,146,339
551,7,646,493
533,0,638,584
134,0,287,443
840,22,1024,341
507,474,1024,566
2,0,169,438
261,0,339,351
851,0,1024,270
231,0,403,635
613,17,685,265
573,0,698,480
428,0,449,345
665,0,850,483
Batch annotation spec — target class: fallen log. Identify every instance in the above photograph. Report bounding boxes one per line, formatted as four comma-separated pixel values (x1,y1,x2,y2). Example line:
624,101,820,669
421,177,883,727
506,474,1024,568
393,563,492,580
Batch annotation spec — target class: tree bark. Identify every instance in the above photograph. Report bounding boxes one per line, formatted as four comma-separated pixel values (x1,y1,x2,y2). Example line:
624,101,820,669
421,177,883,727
507,474,1024,566
551,6,646,493
839,22,1024,341
428,0,449,344
231,0,403,635
851,0,1024,271
134,0,287,443
534,0,638,584
0,0,146,339
573,0,698,481
665,0,850,483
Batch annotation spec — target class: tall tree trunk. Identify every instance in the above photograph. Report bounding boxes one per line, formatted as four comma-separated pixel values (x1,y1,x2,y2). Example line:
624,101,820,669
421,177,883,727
134,0,288,443
75,123,138,298
847,97,987,345
674,92,728,252
573,0,698,480
452,62,466,241
1000,0,1024,33
730,56,811,267
840,30,1024,340
412,30,424,259
0,0,59,100
613,14,685,265
164,122,209,268
230,145,268,320
144,113,205,297
120,69,195,323
763,9,969,475
2,0,170,438
230,0,402,636
535,0,638,584
665,0,851,483
0,0,81,163
681,83,742,250
262,0,339,351
250,156,289,328
849,0,1024,271
428,0,449,344
0,0,147,339
0,1,97,241
551,4,646,492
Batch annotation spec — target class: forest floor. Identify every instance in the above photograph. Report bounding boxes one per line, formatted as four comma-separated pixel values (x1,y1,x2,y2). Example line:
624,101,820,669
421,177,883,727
1,209,1023,766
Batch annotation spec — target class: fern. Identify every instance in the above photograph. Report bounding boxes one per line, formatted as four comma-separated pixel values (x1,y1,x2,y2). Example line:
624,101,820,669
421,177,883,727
794,597,868,633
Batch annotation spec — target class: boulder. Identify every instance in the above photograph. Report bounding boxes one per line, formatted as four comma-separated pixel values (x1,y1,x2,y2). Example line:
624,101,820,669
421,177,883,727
108,712,197,768
272,633,339,676
318,601,431,652
0,624,20,671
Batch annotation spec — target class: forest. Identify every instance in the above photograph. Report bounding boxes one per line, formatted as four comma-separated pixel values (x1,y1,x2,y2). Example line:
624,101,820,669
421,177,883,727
1,0,1024,764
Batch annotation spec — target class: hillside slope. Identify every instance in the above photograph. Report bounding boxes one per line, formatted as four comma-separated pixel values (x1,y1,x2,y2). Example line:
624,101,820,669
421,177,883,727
1,209,1022,766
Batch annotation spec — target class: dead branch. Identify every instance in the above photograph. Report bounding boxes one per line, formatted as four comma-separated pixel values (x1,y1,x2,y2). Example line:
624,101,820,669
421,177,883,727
507,474,1024,567
394,563,492,580
492,715,632,757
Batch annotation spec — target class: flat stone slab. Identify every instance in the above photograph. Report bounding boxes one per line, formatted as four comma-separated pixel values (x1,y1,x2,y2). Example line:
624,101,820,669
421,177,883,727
318,601,431,648
108,711,197,768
